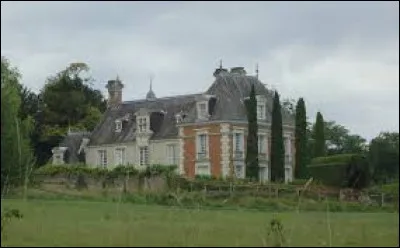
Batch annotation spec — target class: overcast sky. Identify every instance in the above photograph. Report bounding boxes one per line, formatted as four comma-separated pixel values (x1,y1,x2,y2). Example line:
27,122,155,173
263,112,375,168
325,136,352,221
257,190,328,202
1,1,399,141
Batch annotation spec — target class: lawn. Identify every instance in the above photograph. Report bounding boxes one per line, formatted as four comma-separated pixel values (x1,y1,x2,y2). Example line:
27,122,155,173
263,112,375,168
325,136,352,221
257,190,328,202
1,199,399,247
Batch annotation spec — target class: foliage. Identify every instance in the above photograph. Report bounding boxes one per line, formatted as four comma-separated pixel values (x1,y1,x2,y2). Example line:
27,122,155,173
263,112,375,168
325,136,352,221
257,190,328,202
34,164,177,180
308,154,371,189
294,98,308,179
324,121,367,155
1,208,23,239
1,57,34,191
270,91,284,182
266,218,286,247
367,182,399,197
368,132,399,184
313,112,325,158
245,84,259,180
34,62,107,166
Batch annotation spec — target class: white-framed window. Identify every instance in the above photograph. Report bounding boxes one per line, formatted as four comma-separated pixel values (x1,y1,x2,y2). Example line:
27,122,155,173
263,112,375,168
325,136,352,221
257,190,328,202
257,104,265,120
233,132,244,159
196,133,208,160
167,144,178,165
98,150,107,168
115,147,125,166
138,117,147,133
258,134,266,155
139,146,149,166
197,102,208,119
115,120,122,132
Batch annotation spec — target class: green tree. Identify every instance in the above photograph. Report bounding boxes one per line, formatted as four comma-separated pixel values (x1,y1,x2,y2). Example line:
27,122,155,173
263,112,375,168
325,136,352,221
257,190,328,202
324,121,367,155
36,62,106,165
369,132,399,183
1,57,34,190
294,98,308,179
313,112,325,157
270,91,284,182
245,84,259,180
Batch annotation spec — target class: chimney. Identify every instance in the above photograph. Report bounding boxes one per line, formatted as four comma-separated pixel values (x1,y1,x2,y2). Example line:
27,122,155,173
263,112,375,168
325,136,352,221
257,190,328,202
106,76,124,107
230,67,247,75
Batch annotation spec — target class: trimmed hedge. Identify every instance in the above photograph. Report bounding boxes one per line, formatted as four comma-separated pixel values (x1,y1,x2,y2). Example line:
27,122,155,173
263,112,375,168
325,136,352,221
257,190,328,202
34,164,177,180
307,154,370,189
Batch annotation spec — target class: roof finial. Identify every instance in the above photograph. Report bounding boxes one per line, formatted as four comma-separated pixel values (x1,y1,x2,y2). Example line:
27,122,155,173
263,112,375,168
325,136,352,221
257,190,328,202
116,74,120,82
219,59,223,69
256,63,259,79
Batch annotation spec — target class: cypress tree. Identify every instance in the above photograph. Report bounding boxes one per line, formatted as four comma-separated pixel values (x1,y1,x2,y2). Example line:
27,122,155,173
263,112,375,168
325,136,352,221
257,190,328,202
294,98,308,179
245,84,259,180
270,91,284,182
313,112,326,157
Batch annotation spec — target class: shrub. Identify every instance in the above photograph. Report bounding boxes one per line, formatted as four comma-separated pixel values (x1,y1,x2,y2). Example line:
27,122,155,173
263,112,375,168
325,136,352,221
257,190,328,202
307,154,370,189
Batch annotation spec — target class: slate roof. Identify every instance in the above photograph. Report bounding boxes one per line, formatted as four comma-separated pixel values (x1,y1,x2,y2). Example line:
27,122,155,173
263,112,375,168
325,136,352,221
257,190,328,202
88,70,295,146
59,131,90,163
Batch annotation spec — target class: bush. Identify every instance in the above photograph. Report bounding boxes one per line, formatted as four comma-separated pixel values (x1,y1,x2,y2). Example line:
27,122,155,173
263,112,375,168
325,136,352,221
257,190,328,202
34,164,177,183
307,154,370,189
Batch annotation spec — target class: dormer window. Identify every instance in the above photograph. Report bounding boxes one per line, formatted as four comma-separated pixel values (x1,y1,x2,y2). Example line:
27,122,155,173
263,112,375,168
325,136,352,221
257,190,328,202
138,117,147,132
257,104,265,120
197,102,208,119
115,120,122,132
256,95,267,120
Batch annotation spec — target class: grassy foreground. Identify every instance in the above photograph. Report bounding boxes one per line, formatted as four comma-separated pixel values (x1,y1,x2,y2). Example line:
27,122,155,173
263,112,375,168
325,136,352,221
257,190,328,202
1,199,399,247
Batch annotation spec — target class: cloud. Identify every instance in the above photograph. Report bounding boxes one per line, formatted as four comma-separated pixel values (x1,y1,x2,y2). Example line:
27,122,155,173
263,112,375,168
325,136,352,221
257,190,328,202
1,1,398,140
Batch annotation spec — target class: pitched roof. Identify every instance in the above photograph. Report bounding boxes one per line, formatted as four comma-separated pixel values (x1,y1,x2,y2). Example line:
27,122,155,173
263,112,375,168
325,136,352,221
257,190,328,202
59,131,90,163
88,71,295,146
88,94,201,146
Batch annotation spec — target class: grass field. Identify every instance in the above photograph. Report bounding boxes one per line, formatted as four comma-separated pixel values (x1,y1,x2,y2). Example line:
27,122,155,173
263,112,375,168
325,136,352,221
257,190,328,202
1,199,398,247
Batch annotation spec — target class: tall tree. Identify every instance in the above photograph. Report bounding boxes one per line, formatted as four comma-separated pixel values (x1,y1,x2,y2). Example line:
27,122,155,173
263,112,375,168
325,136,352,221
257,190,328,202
270,91,285,182
294,98,307,179
245,84,259,180
324,121,367,155
36,62,107,165
313,112,325,157
1,57,34,190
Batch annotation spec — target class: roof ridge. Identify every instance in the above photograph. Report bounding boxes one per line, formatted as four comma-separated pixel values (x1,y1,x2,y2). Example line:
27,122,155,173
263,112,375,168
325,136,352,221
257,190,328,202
122,92,203,104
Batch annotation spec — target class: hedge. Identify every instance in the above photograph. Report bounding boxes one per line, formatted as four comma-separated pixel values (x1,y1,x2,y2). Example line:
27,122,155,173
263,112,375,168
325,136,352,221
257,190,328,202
34,164,177,180
307,154,370,189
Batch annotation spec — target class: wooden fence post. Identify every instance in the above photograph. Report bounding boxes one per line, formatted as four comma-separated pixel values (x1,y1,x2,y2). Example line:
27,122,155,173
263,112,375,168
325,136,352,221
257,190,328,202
381,193,385,207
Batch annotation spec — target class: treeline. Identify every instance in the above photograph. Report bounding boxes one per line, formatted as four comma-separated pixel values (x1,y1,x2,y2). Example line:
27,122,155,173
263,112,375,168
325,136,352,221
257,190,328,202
1,57,106,190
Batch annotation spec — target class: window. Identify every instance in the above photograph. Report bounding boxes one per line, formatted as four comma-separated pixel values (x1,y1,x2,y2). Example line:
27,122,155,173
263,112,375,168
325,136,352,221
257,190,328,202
98,150,107,168
257,104,265,120
139,146,149,166
233,132,244,159
115,120,122,132
258,134,266,155
115,148,125,166
138,117,147,132
197,134,208,159
167,145,178,165
198,102,208,119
